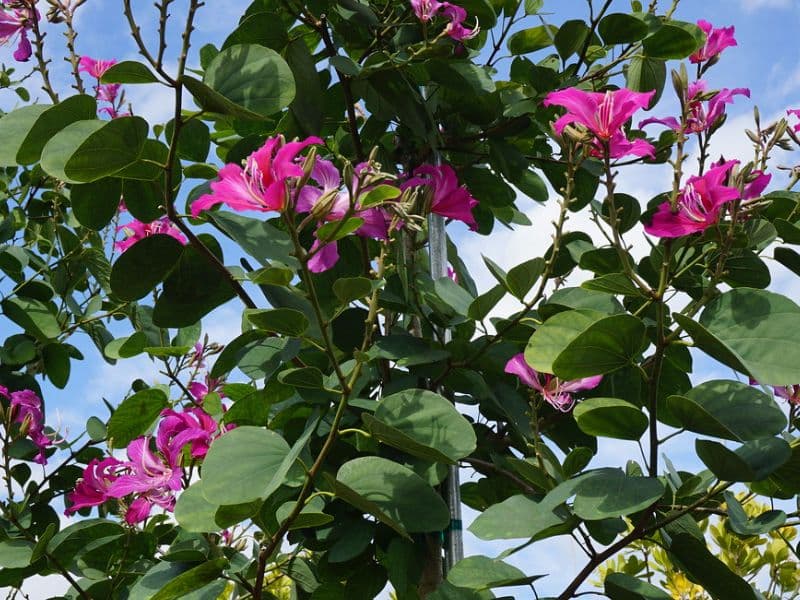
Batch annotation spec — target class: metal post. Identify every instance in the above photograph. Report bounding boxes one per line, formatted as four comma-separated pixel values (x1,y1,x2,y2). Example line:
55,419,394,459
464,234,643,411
428,212,463,572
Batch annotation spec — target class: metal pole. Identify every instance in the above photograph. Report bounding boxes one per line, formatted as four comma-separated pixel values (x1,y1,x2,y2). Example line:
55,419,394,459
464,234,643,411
428,212,463,572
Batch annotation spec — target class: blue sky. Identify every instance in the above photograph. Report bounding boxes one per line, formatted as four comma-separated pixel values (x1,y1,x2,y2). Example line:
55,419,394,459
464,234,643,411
3,0,800,597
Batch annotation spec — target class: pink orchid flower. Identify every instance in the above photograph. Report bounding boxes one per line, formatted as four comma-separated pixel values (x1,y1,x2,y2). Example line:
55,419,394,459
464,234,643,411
689,20,737,64
410,0,478,41
504,354,602,412
191,135,322,217
65,457,123,515
0,6,36,62
115,217,187,253
107,437,184,524
3,387,52,465
297,159,393,273
640,81,749,134
403,163,479,229
440,3,479,41
543,88,656,159
645,160,740,238
157,407,221,465
78,56,117,79
774,385,800,405
411,0,442,22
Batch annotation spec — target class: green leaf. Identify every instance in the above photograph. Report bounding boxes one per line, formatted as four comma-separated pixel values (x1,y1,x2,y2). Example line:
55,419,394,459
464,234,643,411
605,572,671,600
207,211,297,268
316,217,364,242
152,240,236,328
695,438,791,482
573,398,648,440
86,416,106,441
42,343,70,389
0,540,33,568
525,309,645,379
775,246,800,276
573,469,664,519
276,496,333,530
724,491,786,536
203,44,295,116
110,234,184,301
364,389,476,463
201,426,291,505
2,297,61,341
107,388,168,447
278,366,325,389
183,76,265,120
431,276,474,317
334,457,449,535
679,289,800,385
554,20,591,59
71,177,123,230
3,95,97,166
667,380,786,441
625,56,666,106
507,25,558,54
506,258,544,299
40,116,149,183
0,105,49,165
333,277,373,304
246,308,309,337
166,118,210,162
48,519,124,566
101,61,159,84
223,11,289,50
360,184,401,208
642,21,704,59
150,558,228,600
468,284,506,320
469,493,565,540
104,331,148,360
128,562,227,600
368,335,449,367
582,273,643,297
667,533,758,600
447,555,532,591
599,13,650,44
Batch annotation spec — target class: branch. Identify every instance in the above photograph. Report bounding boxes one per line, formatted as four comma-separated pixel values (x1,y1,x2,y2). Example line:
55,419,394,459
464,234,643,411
25,1,59,102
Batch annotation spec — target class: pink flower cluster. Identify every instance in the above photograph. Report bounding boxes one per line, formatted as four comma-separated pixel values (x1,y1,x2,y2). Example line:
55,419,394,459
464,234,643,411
640,80,749,135
0,4,36,62
66,402,231,524
504,354,602,412
645,160,769,238
191,136,479,273
542,88,656,159
1,386,52,464
411,0,479,41
115,217,188,253
78,56,127,119
689,20,737,65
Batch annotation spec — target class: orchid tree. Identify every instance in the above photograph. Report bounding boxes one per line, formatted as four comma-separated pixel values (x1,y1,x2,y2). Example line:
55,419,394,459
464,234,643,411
1,0,800,599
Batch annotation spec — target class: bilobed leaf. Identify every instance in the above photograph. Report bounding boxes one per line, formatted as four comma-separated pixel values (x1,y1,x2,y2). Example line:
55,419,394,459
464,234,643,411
506,258,544,299
360,184,401,208
447,555,534,590
507,25,558,54
101,61,159,84
150,558,228,600
246,308,309,336
201,426,291,505
333,277,373,304
107,388,168,447
42,343,70,389
207,211,297,268
174,482,219,532
642,21,704,59
183,75,265,120
679,289,800,385
525,309,646,379
605,572,671,600
0,105,50,165
365,389,476,463
17,95,97,165
203,44,295,116
695,438,791,482
40,116,148,183
625,56,666,107
469,493,565,541
724,491,786,536
667,380,786,441
335,457,449,535
573,398,648,440
0,540,33,568
2,297,61,341
573,469,664,519
599,13,650,44
110,234,184,301
71,178,123,230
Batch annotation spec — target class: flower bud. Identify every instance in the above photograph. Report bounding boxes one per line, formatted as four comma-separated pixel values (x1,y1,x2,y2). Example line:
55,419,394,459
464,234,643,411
17,413,32,438
671,66,687,101
753,105,761,129
745,129,760,143
310,189,340,221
